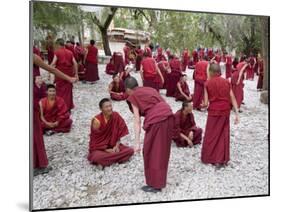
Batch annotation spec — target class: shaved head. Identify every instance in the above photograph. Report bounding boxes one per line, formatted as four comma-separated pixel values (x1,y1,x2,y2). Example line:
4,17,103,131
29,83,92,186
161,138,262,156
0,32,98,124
209,63,221,75
124,77,139,90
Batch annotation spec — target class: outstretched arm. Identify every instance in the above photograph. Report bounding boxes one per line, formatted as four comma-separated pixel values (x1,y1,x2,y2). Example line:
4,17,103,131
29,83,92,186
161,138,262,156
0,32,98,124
237,63,248,85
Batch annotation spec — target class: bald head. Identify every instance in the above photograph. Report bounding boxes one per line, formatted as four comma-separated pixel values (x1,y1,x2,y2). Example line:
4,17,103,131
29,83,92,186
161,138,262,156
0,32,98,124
124,77,139,90
209,63,221,76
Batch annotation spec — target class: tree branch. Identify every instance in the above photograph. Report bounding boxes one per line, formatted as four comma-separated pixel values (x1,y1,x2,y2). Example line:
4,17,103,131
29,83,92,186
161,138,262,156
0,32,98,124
104,7,118,29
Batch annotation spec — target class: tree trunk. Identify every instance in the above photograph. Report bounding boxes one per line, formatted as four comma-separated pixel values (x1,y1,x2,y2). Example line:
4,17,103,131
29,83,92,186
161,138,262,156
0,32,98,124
100,28,111,56
260,16,269,104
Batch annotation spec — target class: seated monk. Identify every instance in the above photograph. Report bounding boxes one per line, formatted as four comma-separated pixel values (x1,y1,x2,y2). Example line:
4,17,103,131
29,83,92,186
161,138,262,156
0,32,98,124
174,74,192,101
34,75,47,101
108,74,128,101
173,101,202,147
39,84,72,135
88,98,134,167
105,58,117,75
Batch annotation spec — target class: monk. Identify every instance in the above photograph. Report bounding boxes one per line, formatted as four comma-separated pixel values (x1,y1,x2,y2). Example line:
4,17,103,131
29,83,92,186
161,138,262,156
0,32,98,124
112,52,128,81
105,58,116,75
108,74,128,101
135,46,144,71
46,34,54,64
140,49,164,92
231,59,249,111
225,53,233,79
173,101,202,147
34,75,47,100
181,48,189,71
174,74,192,102
201,63,239,168
207,48,214,61
39,84,72,135
192,49,199,65
88,98,134,167
246,54,256,80
257,54,264,91
33,54,77,176
33,45,42,77
125,77,174,193
74,42,86,80
157,60,170,89
51,38,78,111
193,57,208,110
166,55,182,97
84,40,99,82
155,47,167,63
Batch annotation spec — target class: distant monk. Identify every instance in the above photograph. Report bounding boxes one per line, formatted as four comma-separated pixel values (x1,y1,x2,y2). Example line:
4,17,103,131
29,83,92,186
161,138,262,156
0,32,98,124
181,48,189,71
246,54,256,80
166,55,182,97
84,39,99,83
231,58,249,111
140,49,164,92
135,46,144,71
207,48,214,60
33,54,77,176
155,47,167,63
201,63,239,168
112,52,128,80
125,77,174,193
74,42,86,80
173,101,202,147
108,74,128,101
34,75,47,101
174,74,192,102
225,53,233,79
257,54,264,91
39,84,72,135
214,50,221,63
88,98,134,167
33,45,42,77
65,40,77,60
123,42,131,65
46,34,54,64
51,38,78,111
157,60,170,89
193,57,208,110
105,58,116,75
192,49,199,65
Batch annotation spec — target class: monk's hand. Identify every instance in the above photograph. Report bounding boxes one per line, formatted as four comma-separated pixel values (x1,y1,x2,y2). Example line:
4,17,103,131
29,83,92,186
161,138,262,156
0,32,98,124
186,138,193,148
69,77,78,84
112,145,120,153
188,131,194,140
105,148,114,153
134,143,141,153
234,114,240,125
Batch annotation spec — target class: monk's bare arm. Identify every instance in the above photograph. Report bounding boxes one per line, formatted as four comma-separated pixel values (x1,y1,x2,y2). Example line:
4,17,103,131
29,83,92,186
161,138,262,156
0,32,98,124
237,63,248,85
132,104,141,152
39,101,49,126
72,57,78,78
140,65,144,81
177,82,189,100
230,89,240,124
201,87,209,108
83,49,88,64
91,118,100,130
33,54,76,83
50,55,57,67
207,63,210,79
108,83,117,94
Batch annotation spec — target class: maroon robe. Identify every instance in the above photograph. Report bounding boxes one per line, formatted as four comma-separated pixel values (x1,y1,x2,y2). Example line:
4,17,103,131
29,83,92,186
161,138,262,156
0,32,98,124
192,50,199,65
123,46,130,65
257,60,264,89
141,57,161,91
208,49,214,60
74,45,85,80
109,80,129,101
85,44,99,82
40,96,72,133
33,46,42,77
46,43,54,65
231,62,247,108
201,76,232,164
193,61,208,109
182,49,189,71
225,55,233,79
33,82,48,168
173,110,202,147
127,87,174,189
155,48,167,63
105,59,116,75
246,57,255,80
88,112,134,166
135,48,144,71
54,47,75,110
157,61,169,89
166,58,182,97
174,81,191,101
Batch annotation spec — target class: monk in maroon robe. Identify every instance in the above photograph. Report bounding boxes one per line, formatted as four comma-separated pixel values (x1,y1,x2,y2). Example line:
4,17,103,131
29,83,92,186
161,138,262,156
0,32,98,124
207,48,214,60
65,41,77,60
74,42,86,80
33,45,42,77
123,43,131,65
105,58,116,75
231,60,249,111
157,61,170,89
193,58,208,110
39,84,72,134
246,54,256,80
192,49,199,65
201,64,239,168
51,38,78,111
181,48,189,71
135,46,144,71
174,74,192,101
112,52,128,80
88,98,134,167
125,77,174,192
166,55,182,97
33,54,77,176
225,53,233,79
155,47,167,63
257,55,264,91
140,50,164,92
166,48,171,60
46,34,54,64
84,39,99,82
173,101,202,147
108,74,128,101
34,75,47,100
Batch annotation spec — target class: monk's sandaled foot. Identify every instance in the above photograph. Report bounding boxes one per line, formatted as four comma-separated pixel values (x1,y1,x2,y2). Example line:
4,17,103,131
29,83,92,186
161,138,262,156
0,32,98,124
34,166,53,176
141,185,161,193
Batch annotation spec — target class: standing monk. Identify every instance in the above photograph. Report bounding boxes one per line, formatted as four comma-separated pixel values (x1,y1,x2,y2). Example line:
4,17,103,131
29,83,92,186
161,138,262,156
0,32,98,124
166,55,182,97
246,54,256,80
135,46,144,71
84,39,99,83
174,74,192,102
51,38,78,111
39,84,73,135
155,47,167,63
257,54,264,91
192,49,199,65
108,74,128,101
74,42,86,80
157,60,170,89
173,101,202,147
125,77,174,193
33,54,77,176
33,45,42,77
225,53,233,79
46,34,55,65
201,64,239,168
181,48,190,72
193,57,208,110
140,49,164,92
88,98,134,167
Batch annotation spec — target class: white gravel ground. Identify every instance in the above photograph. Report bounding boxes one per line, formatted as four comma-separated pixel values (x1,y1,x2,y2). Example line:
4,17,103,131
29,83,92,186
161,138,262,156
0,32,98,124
33,64,269,210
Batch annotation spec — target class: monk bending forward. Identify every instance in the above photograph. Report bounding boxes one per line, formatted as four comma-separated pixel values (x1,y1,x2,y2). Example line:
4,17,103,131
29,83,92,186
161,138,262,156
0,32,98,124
201,63,239,168
125,77,174,193
88,98,134,167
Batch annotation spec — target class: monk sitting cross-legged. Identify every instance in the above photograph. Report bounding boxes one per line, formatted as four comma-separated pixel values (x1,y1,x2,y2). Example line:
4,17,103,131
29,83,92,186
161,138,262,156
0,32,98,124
174,74,192,102
88,98,134,167
39,84,72,135
173,101,202,147
108,74,128,101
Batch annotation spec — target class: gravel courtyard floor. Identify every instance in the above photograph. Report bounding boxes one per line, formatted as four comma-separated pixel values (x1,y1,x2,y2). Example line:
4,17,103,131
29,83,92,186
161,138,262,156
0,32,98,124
33,65,269,210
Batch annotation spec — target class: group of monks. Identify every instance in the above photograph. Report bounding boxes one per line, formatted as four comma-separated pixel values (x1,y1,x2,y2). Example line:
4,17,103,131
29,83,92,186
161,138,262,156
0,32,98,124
32,38,264,193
